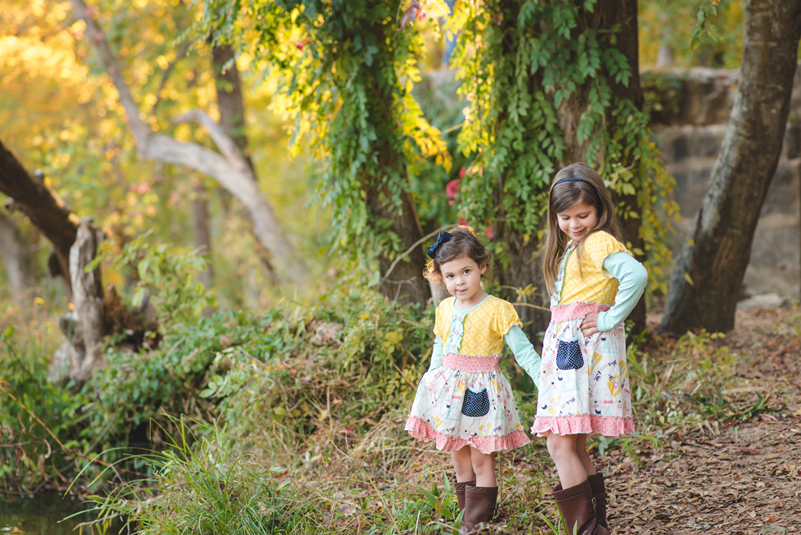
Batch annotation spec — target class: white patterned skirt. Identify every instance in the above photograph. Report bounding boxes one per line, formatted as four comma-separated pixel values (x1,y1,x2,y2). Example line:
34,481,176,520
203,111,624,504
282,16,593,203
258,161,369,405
530,302,635,437
405,353,530,454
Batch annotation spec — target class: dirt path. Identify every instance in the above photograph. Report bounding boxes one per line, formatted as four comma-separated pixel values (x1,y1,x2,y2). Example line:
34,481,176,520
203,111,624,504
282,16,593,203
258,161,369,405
603,416,801,534
601,308,801,534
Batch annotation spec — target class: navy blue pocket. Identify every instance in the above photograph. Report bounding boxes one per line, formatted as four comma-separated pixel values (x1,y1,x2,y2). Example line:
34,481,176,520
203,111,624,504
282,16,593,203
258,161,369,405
556,340,584,370
461,389,490,417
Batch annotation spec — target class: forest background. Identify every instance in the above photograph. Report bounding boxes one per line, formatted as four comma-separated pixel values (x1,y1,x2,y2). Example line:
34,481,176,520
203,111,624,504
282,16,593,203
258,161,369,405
1,0,800,534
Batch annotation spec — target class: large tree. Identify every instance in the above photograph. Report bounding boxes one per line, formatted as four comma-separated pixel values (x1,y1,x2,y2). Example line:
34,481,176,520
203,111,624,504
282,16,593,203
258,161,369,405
452,0,672,338
660,0,801,334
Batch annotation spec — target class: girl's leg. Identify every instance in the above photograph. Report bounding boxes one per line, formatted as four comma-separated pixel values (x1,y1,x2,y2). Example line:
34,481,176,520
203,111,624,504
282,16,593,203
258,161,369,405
575,434,597,476
469,447,496,487
461,447,498,532
451,447,476,482
546,433,588,488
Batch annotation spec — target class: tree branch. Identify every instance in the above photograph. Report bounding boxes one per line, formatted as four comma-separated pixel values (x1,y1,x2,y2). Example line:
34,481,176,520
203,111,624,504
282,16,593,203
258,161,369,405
67,0,307,287
0,139,77,296
172,108,249,173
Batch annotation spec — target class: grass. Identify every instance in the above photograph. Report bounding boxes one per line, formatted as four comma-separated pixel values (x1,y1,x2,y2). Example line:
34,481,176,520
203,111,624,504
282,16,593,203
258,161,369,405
5,289,797,534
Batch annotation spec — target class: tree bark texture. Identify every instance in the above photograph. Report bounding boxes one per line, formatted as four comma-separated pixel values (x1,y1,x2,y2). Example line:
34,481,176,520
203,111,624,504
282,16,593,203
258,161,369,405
69,218,108,382
68,0,307,288
598,0,647,335
0,139,78,296
211,43,255,173
660,0,801,334
367,175,430,305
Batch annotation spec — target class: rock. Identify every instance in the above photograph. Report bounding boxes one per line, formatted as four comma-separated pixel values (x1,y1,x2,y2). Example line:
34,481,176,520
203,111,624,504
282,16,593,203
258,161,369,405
308,321,344,346
736,293,786,311
49,341,80,384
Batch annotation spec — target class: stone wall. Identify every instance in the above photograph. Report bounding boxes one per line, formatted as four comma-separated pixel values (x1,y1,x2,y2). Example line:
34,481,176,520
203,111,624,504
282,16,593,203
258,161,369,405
649,65,801,300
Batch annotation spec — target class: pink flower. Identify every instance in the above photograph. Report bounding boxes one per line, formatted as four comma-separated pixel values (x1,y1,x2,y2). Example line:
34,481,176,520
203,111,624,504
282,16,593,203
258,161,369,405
295,37,313,51
458,219,467,226
448,200,455,205
485,224,494,239
459,167,466,179
445,179,461,198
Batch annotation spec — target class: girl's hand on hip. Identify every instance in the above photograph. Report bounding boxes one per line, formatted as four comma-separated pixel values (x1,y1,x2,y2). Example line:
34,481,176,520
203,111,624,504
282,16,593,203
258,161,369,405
581,313,600,337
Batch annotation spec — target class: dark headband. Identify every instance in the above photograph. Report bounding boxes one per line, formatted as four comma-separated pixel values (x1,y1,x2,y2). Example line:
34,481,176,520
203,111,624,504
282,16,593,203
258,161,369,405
554,177,589,186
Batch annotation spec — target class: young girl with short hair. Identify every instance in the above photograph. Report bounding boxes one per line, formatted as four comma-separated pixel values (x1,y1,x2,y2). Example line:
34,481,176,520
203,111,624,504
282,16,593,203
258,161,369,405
531,163,648,535
405,226,542,534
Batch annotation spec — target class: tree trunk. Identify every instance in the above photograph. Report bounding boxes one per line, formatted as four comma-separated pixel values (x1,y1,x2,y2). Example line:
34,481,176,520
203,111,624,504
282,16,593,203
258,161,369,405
68,0,307,288
211,43,254,172
364,33,429,305
192,183,214,287
367,179,430,305
0,211,31,299
660,0,801,334
495,229,551,342
69,218,108,382
599,0,647,336
0,139,77,297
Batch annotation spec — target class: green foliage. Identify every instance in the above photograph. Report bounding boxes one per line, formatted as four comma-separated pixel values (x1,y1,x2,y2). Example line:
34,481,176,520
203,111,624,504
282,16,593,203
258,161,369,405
88,420,327,534
690,0,728,51
203,287,433,449
451,0,676,291
194,0,451,278
0,325,89,491
82,308,285,443
639,0,744,69
391,474,463,533
95,232,218,330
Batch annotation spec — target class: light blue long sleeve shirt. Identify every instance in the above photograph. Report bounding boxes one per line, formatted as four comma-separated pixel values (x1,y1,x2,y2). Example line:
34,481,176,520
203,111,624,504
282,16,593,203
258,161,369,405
596,252,648,332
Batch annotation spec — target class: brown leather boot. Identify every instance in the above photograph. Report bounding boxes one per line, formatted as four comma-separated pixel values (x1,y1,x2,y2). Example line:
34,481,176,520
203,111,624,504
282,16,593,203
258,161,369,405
552,480,609,535
587,473,608,530
460,485,497,534
455,480,476,512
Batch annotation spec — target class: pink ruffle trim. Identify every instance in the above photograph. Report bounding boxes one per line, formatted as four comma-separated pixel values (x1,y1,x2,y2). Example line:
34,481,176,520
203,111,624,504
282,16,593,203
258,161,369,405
550,302,610,322
442,353,500,372
405,416,530,454
530,414,635,437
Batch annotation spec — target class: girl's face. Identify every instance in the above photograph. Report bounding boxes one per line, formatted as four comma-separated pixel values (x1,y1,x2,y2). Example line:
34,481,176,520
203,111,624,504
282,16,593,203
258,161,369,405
557,200,598,245
439,255,487,308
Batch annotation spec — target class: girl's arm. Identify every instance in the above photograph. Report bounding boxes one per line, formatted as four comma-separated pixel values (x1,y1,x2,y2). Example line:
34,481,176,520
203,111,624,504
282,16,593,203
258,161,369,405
596,252,648,332
427,336,444,372
504,326,542,386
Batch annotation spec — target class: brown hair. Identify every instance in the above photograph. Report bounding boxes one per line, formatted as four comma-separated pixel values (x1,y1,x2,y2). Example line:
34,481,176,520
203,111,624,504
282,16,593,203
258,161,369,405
540,163,622,295
425,225,490,283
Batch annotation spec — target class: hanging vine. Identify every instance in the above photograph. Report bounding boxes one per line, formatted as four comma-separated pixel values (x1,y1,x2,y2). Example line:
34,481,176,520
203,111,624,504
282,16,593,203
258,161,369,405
193,0,452,292
449,0,676,294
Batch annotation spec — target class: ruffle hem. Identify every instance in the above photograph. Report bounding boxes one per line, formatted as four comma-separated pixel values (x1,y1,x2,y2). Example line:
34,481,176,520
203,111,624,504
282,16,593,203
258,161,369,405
405,416,530,454
530,414,635,437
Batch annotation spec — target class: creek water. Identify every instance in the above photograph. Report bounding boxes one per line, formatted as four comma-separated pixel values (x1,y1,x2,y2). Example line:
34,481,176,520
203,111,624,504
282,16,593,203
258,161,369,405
0,493,114,535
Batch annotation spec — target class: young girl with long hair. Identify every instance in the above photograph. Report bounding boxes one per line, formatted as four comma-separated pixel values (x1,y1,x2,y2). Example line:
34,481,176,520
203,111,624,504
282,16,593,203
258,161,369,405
405,226,541,534
531,163,648,535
